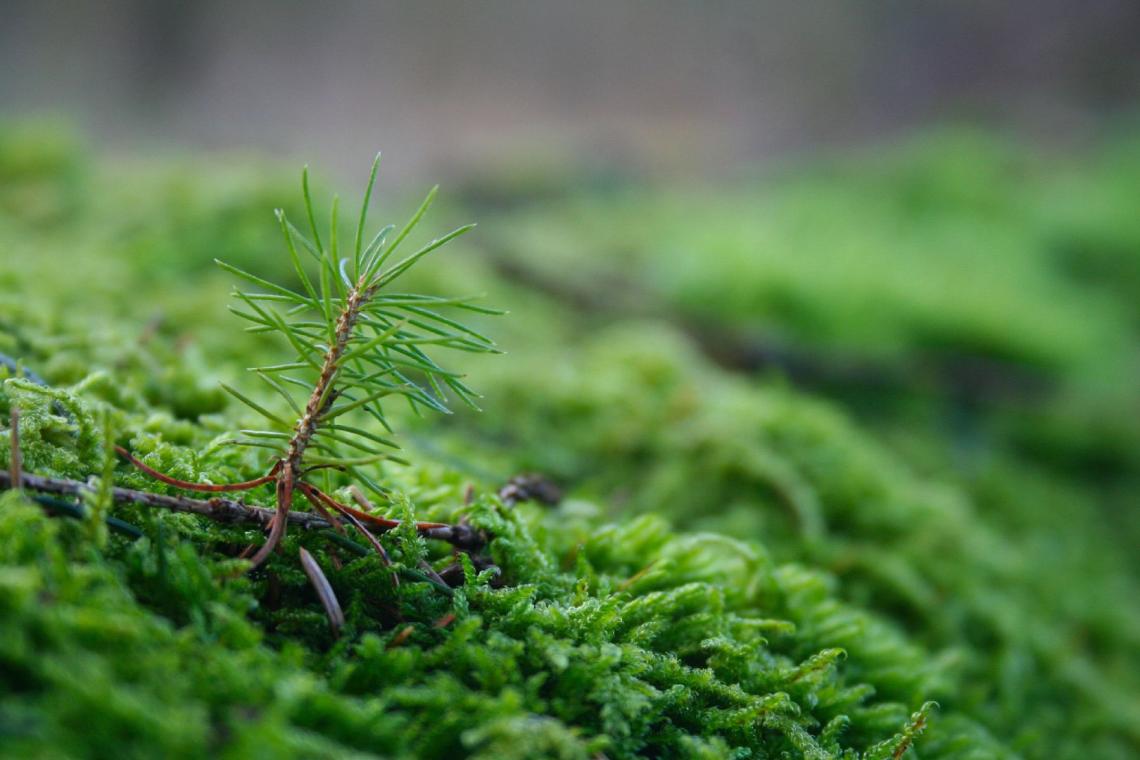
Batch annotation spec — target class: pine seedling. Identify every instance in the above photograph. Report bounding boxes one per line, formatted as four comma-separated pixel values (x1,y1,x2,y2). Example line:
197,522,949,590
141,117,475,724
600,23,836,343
118,155,500,569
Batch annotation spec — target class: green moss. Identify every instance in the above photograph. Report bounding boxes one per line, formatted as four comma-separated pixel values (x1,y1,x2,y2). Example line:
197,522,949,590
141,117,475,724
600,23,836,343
1,123,1138,758
0,441,959,758
446,322,1140,756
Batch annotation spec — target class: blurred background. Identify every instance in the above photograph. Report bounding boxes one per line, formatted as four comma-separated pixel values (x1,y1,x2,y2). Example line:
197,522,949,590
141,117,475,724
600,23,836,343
3,0,1139,184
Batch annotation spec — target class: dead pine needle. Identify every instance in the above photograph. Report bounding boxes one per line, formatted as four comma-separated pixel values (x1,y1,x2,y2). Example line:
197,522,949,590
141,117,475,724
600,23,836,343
417,559,447,587
387,625,415,650
617,560,657,592
298,547,345,634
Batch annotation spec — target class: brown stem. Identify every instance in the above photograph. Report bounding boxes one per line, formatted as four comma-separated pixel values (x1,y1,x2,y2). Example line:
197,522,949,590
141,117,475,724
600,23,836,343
284,280,369,470
301,487,346,534
0,469,484,551
303,483,452,532
246,470,293,569
114,446,277,492
119,277,378,567
302,482,398,587
258,277,373,567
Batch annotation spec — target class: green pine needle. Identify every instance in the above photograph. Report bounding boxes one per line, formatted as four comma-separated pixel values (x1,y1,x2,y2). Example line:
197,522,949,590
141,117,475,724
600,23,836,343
216,161,498,475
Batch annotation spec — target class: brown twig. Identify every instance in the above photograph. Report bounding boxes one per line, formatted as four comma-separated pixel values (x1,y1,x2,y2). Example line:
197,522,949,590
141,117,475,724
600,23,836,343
242,273,377,569
304,483,398,589
0,469,485,551
114,446,278,492
346,486,398,587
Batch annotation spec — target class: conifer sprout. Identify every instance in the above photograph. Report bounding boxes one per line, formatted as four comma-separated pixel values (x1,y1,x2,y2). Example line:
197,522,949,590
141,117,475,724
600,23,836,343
116,154,501,570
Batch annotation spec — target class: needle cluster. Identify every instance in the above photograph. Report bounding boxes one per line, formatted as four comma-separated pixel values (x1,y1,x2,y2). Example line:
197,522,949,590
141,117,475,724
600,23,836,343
120,154,499,568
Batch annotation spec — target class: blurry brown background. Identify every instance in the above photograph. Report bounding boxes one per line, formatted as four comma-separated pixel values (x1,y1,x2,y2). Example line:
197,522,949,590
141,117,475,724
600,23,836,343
2,1,1138,184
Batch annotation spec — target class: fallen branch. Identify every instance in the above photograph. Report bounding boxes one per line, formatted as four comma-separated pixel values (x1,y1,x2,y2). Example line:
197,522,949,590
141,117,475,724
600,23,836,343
0,469,486,551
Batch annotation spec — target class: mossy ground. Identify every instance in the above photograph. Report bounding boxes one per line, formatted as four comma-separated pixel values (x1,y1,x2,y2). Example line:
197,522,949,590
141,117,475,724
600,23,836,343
0,123,1137,758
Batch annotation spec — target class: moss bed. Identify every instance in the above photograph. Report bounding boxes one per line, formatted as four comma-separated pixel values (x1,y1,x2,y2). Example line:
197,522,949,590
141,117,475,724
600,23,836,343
0,123,1138,758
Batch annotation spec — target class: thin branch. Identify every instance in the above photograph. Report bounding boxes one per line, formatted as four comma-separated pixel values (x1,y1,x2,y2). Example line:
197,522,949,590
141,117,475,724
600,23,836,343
303,483,446,531
114,446,277,493
0,469,485,551
245,475,292,569
301,482,398,588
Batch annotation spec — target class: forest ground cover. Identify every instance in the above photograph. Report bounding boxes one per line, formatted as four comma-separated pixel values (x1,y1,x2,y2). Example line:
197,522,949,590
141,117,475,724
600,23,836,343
0,123,1137,758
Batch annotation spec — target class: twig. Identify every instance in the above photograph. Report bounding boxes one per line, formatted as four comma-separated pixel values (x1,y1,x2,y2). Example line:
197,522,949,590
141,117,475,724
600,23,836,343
498,473,562,507
1,470,459,595
0,469,485,551
115,446,278,492
305,482,398,588
346,486,399,587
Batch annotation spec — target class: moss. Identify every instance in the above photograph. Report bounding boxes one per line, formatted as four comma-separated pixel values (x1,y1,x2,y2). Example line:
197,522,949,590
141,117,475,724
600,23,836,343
0,444,963,758
445,322,1140,756
1,123,1138,758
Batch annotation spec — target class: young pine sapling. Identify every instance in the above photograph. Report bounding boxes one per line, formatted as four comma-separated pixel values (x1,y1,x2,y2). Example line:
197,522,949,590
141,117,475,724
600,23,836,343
117,155,500,569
